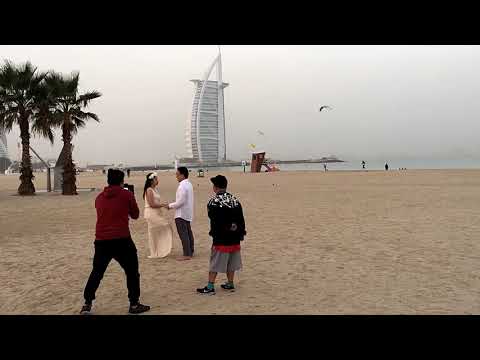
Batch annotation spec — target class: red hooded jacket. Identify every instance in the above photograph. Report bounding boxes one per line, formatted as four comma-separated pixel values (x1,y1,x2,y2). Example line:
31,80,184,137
95,185,140,240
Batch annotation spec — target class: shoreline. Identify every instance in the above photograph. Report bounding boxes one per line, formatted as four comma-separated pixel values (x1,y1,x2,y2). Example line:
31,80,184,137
4,167,480,177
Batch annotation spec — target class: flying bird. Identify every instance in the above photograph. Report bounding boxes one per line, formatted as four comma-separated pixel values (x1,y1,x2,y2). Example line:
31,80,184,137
257,130,265,136
319,105,332,112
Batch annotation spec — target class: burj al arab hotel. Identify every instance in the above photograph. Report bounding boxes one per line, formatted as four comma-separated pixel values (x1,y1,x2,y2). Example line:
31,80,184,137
0,127,11,173
183,49,229,164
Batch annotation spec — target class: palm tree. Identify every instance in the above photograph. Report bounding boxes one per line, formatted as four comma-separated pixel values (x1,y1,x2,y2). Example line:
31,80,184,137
45,72,101,195
0,61,53,195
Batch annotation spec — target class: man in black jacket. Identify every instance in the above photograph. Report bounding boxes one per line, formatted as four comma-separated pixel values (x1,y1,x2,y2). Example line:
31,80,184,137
197,175,246,295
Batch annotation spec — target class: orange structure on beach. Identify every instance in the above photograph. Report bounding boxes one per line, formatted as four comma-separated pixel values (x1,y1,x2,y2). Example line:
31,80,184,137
251,152,265,172
250,152,280,173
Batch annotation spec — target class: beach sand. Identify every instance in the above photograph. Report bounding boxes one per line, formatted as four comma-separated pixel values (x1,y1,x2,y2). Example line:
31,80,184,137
1,169,480,314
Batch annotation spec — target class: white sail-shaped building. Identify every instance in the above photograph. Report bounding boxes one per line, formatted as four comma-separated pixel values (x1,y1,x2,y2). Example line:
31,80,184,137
185,51,229,163
0,128,11,173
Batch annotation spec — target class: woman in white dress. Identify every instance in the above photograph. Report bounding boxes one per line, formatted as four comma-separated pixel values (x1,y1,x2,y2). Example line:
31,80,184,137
143,172,173,258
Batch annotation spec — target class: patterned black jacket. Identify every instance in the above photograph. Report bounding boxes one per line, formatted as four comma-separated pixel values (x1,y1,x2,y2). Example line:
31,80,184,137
207,190,246,246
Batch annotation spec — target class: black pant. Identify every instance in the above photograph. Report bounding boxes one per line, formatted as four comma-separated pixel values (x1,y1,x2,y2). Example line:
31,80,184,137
83,237,140,305
175,218,195,257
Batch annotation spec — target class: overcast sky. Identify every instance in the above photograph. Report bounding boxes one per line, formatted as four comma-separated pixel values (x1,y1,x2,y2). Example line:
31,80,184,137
1,45,480,166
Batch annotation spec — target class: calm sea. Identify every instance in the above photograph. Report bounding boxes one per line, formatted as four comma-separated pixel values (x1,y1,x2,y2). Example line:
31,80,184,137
212,159,480,172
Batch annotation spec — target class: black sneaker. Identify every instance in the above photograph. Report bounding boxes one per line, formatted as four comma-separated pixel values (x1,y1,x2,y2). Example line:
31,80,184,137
196,286,216,295
129,303,151,314
80,303,92,315
220,283,235,292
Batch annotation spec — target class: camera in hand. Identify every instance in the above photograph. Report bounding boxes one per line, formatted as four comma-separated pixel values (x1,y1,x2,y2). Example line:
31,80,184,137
123,183,134,193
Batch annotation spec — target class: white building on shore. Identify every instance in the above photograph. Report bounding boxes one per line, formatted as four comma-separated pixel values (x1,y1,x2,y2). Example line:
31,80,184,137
0,128,11,173
184,49,229,164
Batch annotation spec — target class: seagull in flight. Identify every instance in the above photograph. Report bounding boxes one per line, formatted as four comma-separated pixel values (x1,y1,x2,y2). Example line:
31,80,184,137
257,130,265,136
319,105,332,112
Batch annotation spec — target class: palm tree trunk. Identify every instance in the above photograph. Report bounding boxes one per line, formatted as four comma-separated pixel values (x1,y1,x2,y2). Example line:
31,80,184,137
62,120,77,195
17,117,35,195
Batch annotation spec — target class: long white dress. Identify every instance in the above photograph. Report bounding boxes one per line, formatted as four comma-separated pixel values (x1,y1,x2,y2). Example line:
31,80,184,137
144,188,173,258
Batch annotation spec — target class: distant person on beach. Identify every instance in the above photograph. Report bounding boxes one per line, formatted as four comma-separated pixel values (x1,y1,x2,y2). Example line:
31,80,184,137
162,166,195,261
385,163,389,171
143,172,173,258
197,175,246,295
323,164,327,172
80,169,150,315
362,161,366,170
127,168,131,177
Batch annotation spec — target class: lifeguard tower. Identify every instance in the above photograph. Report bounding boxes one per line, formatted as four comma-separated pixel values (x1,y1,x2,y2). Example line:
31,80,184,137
251,152,266,172
250,151,280,173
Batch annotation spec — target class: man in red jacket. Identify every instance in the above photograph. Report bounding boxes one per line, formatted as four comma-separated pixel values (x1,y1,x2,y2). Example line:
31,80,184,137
80,169,150,314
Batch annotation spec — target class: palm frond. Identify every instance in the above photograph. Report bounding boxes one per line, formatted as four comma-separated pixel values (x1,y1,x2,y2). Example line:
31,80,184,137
72,110,100,122
71,116,86,129
77,91,102,107
84,112,100,122
45,71,66,100
0,60,17,88
1,113,19,131
0,105,20,121
44,71,63,88
32,119,55,144
65,72,80,94
28,69,102,141
0,60,59,145
16,61,39,90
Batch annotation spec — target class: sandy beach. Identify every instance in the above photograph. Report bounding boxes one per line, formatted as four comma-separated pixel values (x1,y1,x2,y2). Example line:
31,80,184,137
1,169,480,314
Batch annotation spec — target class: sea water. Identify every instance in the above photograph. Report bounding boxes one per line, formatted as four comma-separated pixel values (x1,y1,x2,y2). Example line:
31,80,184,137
213,158,480,172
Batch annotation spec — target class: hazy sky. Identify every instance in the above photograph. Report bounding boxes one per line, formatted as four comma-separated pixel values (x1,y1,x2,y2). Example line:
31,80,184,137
1,45,480,166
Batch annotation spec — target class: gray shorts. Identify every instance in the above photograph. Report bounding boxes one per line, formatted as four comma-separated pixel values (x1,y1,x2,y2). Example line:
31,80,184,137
209,247,242,273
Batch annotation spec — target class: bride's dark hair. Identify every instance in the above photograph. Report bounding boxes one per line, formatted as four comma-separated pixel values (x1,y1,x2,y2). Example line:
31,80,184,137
143,172,156,199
